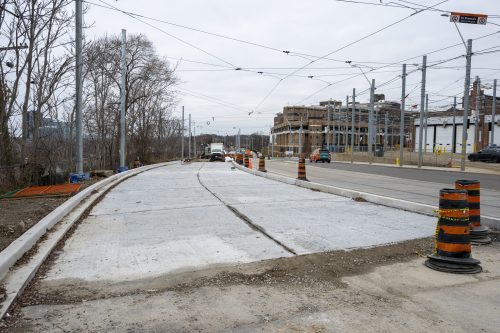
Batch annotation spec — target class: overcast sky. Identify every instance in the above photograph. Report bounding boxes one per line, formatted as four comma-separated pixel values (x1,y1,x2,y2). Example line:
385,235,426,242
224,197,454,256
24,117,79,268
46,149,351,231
86,0,500,135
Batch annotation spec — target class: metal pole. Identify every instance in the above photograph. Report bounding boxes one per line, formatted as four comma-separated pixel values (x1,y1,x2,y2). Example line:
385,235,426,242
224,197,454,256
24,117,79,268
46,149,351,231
299,118,303,156
181,107,184,161
399,64,406,166
75,0,83,173
368,79,375,163
452,97,456,153
193,121,196,158
492,79,497,144
271,131,274,158
351,88,356,163
461,39,472,171
238,128,241,151
357,103,361,150
345,96,349,152
418,55,427,168
188,113,191,159
119,29,127,169
327,99,331,150
384,112,388,150
474,76,480,152
424,94,429,153
288,124,292,156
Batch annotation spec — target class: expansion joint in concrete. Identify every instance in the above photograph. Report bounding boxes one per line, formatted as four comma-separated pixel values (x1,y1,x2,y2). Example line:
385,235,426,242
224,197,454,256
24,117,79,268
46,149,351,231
196,165,297,256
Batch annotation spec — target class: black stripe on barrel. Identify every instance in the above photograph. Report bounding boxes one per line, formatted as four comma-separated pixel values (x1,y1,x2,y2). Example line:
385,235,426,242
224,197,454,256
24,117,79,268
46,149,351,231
297,156,308,181
455,180,481,227
436,189,471,258
258,156,266,172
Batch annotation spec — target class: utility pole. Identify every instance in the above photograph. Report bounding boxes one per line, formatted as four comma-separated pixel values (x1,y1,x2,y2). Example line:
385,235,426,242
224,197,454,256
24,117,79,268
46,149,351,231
333,105,337,149
474,76,480,152
288,123,292,156
181,106,184,161
345,96,349,153
384,113,388,150
193,121,196,158
418,55,427,168
461,39,472,171
188,113,191,159
298,118,303,156
492,79,497,145
399,64,406,166
424,94,429,153
368,79,375,163
75,0,83,174
350,88,356,163
326,99,331,150
237,128,241,151
357,103,361,151
452,97,456,153
119,29,127,170
271,130,274,158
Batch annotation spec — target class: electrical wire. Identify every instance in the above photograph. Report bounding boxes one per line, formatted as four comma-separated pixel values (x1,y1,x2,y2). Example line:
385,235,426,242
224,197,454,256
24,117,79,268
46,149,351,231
254,0,449,111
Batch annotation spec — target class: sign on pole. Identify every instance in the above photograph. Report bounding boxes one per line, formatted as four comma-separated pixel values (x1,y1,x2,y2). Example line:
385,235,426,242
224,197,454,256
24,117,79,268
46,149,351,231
450,12,487,25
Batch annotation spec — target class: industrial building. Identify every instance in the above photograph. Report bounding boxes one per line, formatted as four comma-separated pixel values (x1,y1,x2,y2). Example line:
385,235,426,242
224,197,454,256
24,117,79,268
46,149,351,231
271,95,417,155
413,79,500,153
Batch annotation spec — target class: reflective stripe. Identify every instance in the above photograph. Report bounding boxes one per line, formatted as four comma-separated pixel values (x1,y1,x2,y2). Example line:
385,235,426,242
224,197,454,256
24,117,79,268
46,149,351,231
437,242,471,253
440,193,468,201
440,225,469,235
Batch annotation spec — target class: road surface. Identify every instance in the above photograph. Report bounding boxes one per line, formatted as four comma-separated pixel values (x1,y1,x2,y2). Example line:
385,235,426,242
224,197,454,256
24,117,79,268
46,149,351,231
261,159,500,219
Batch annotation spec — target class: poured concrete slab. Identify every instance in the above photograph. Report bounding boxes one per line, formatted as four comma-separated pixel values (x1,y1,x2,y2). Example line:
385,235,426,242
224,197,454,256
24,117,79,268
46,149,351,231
199,163,437,254
44,163,292,283
43,162,437,285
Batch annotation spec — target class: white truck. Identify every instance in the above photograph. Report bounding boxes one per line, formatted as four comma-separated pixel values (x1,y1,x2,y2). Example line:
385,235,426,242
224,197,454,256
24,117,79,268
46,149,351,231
209,143,224,161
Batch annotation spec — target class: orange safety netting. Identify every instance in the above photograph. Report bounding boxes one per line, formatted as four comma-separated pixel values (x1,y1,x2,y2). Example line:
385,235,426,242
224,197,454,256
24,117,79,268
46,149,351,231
4,184,81,199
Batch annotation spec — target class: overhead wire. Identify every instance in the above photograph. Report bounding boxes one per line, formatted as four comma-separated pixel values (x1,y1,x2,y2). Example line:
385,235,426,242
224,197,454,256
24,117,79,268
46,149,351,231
254,0,449,111
86,0,500,125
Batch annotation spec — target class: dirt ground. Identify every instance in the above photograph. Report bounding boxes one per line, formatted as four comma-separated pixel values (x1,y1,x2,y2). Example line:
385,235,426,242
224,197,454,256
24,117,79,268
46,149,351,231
3,238,433,331
0,179,100,252
3,234,500,332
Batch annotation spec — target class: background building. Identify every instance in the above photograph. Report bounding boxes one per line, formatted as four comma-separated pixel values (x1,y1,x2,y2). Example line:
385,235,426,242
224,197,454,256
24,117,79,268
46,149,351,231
271,96,417,156
413,78,500,153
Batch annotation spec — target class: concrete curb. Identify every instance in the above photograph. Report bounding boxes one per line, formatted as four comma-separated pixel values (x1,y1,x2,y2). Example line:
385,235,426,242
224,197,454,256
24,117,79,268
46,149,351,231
0,161,177,281
232,161,500,231
0,161,178,319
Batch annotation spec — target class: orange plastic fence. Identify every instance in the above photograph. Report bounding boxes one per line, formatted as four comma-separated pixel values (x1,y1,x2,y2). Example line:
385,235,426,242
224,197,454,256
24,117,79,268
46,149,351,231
10,184,81,199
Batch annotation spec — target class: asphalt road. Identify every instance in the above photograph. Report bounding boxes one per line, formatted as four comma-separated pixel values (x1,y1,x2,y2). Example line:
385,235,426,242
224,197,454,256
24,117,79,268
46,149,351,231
263,159,500,219
309,161,500,191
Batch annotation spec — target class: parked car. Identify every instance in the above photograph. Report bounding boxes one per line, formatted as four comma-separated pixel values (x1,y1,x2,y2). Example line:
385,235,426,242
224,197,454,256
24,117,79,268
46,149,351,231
468,145,500,163
309,148,331,163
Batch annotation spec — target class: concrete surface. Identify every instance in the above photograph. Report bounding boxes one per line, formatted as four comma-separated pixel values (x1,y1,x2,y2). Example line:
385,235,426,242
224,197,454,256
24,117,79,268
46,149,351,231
0,162,177,320
262,159,500,221
43,164,291,283
10,240,500,332
40,162,436,284
5,162,499,332
201,163,436,254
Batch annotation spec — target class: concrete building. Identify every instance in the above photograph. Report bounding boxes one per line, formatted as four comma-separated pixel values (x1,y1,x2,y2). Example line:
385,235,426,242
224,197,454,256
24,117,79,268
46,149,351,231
413,79,500,153
271,96,417,155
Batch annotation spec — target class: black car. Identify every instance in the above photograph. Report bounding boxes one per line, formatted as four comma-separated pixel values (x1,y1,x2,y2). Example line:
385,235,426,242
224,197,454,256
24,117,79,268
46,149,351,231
468,145,500,163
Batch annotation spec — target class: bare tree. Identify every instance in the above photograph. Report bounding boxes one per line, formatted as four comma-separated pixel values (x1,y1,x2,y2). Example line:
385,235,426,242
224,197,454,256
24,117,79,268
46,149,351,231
83,34,178,169
0,0,74,188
